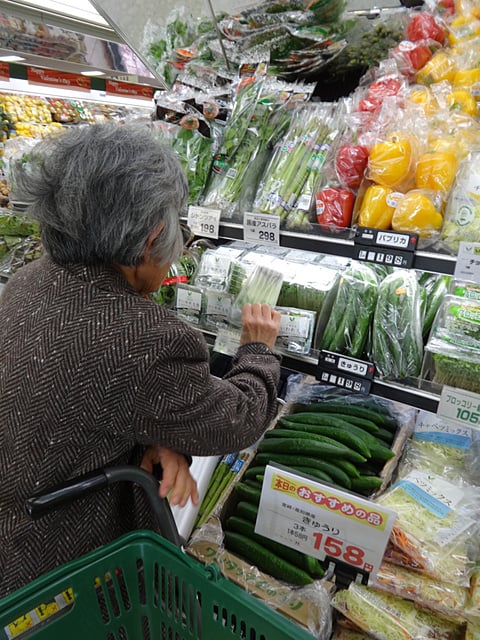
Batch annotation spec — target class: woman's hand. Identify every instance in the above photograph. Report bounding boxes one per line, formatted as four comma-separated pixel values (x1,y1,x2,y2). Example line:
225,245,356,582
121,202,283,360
239,303,281,350
140,446,199,507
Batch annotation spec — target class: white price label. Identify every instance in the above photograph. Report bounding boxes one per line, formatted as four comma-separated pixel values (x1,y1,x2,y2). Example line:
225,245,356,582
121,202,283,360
255,465,396,580
243,212,280,246
454,241,480,283
438,385,480,428
376,230,411,249
187,206,221,239
337,357,369,377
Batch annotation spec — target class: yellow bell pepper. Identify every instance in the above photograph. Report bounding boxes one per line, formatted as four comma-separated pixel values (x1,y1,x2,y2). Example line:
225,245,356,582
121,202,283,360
448,14,480,45
407,87,438,116
417,52,458,85
391,191,443,237
357,184,396,229
415,150,459,193
447,89,479,117
368,134,413,190
453,68,480,92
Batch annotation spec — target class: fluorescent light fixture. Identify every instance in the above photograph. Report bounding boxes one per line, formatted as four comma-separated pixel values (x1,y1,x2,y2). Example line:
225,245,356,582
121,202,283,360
0,55,26,62
80,70,105,76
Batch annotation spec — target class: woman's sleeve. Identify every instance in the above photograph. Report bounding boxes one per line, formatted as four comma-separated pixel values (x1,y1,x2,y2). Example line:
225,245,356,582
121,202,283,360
133,325,281,456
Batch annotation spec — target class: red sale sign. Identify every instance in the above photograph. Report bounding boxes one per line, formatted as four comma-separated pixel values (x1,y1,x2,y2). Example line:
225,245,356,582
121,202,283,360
255,465,396,580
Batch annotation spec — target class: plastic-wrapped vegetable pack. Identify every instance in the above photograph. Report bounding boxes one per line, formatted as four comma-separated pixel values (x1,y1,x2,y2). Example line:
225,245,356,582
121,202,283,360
253,102,342,230
373,561,469,621
376,469,480,586
320,262,378,360
424,294,480,394
332,583,465,640
399,410,479,486
372,269,423,380
229,263,283,327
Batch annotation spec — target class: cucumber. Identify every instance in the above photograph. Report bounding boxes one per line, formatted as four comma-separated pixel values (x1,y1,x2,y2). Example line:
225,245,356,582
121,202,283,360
367,442,395,462
225,516,324,578
257,436,367,464
422,274,450,339
298,402,393,428
235,501,259,523
292,466,335,484
233,482,262,505
281,412,380,434
244,466,269,481
375,427,395,445
279,420,377,450
267,425,371,459
223,531,314,586
253,453,353,489
350,475,383,494
373,271,423,380
332,459,361,479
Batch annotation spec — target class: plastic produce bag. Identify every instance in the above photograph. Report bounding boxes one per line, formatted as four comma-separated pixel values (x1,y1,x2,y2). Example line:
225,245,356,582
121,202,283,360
172,114,213,206
174,283,203,325
373,561,469,621
372,269,423,380
332,582,465,640
320,262,378,359
441,151,480,254
424,294,480,394
399,410,479,486
274,307,316,355
377,469,480,586
229,264,283,327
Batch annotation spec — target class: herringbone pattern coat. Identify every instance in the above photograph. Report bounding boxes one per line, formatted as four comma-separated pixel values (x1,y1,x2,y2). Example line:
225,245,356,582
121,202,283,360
0,256,281,596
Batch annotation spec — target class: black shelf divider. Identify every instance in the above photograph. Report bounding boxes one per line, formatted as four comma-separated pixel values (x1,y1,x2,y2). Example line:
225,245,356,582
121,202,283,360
214,220,457,275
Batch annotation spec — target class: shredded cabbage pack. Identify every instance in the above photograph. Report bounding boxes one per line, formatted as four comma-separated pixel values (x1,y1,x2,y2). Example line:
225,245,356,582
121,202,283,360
332,583,465,640
376,471,480,586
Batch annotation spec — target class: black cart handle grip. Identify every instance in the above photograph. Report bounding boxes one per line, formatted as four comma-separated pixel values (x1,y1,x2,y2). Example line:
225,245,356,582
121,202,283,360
25,466,183,547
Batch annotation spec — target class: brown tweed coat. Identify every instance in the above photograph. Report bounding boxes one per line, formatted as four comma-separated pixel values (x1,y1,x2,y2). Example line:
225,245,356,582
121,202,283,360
0,256,281,596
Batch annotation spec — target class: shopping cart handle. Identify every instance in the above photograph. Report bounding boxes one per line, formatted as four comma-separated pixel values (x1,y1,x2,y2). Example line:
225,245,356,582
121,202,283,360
25,466,184,547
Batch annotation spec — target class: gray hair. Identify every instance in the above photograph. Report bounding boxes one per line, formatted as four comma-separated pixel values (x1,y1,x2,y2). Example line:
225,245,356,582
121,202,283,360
21,123,188,266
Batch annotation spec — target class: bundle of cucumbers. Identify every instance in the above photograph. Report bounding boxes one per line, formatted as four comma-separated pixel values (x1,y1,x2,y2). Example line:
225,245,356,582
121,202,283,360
320,262,378,360
223,399,398,586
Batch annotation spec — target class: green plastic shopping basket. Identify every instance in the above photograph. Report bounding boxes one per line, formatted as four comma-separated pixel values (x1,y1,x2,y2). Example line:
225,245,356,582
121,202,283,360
0,466,317,640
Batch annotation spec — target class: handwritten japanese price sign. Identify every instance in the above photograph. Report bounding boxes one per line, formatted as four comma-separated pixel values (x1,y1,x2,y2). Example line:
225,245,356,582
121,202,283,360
243,212,280,246
255,465,396,580
438,385,480,429
187,206,221,239
454,242,480,283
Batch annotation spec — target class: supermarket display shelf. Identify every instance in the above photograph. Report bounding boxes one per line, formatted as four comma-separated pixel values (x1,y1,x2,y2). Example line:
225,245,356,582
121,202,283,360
214,220,457,275
201,329,442,413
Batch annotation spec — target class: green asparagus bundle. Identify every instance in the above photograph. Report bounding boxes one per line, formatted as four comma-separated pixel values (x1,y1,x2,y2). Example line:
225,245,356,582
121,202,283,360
253,103,338,225
229,263,284,327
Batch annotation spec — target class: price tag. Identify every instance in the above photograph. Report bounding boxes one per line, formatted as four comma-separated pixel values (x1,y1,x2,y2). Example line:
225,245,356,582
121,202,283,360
438,385,480,428
354,227,418,269
243,212,280,246
454,241,480,283
255,465,396,582
317,350,375,394
187,206,221,239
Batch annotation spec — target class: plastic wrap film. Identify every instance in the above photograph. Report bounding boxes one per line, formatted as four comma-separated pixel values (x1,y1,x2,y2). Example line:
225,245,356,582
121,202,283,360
399,410,480,486
372,269,423,381
229,263,283,327
373,561,469,621
376,469,480,586
424,295,480,394
319,261,378,360
187,515,333,639
332,583,465,640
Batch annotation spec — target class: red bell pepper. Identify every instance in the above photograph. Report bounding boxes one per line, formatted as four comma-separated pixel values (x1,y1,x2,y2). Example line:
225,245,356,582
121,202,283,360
335,144,369,189
406,13,446,44
316,187,355,228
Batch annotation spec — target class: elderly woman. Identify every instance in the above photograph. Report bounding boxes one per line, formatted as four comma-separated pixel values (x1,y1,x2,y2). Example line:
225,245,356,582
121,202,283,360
0,123,281,596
